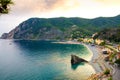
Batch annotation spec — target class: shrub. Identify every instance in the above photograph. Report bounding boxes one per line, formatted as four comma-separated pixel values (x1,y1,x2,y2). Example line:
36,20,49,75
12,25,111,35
104,69,110,75
77,38,83,42
109,53,116,62
115,59,120,66
99,41,106,46
108,76,112,80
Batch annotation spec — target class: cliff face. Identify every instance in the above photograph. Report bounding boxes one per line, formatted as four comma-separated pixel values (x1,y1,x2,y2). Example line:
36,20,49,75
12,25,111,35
0,33,8,39
2,25,67,40
1,15,120,40
1,18,74,40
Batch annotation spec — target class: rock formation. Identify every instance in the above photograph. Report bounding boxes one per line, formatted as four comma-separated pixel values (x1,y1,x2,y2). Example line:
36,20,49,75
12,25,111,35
71,54,88,65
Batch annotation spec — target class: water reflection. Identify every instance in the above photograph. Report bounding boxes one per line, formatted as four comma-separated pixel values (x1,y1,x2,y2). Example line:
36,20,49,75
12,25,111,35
71,62,85,70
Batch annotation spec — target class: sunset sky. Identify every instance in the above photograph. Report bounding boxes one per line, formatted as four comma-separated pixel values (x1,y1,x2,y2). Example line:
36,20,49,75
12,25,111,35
1,0,120,35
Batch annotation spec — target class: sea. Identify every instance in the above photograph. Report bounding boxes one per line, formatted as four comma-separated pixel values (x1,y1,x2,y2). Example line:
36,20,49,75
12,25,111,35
0,40,95,80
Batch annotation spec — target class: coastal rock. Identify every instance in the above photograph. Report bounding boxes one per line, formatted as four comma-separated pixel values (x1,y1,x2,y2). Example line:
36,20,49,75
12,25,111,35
0,33,8,39
71,55,88,65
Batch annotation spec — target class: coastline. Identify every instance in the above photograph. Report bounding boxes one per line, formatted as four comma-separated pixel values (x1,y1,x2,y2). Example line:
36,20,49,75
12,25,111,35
0,40,117,79
85,44,116,80
84,44,103,73
56,41,106,73
53,41,104,73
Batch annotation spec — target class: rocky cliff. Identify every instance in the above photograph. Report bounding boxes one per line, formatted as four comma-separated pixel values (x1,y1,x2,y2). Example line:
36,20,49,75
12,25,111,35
71,55,88,65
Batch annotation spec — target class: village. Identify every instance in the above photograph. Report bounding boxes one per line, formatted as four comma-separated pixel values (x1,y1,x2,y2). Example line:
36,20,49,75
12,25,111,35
76,34,120,80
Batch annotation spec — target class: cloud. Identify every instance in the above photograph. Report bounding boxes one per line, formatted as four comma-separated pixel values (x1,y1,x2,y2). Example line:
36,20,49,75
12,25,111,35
10,0,120,18
11,0,81,16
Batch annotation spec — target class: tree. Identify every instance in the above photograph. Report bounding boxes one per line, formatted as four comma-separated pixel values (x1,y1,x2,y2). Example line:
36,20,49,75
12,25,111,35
104,68,110,76
115,59,120,66
0,0,13,14
92,33,99,44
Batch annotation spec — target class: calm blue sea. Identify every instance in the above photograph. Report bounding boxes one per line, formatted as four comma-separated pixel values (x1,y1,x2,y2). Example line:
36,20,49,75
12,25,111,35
0,40,95,80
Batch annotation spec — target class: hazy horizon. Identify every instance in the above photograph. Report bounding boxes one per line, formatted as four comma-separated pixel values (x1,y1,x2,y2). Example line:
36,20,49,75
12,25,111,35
1,0,120,36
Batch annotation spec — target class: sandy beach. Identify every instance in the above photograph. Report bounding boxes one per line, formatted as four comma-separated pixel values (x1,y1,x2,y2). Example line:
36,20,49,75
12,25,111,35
83,44,103,73
85,44,116,80
85,43,114,71
52,41,81,44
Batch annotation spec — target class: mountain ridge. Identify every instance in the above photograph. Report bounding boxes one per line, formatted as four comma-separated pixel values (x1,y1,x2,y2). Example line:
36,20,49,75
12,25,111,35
1,15,120,40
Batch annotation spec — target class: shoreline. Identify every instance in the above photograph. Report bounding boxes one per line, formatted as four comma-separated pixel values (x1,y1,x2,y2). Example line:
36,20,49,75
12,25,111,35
56,41,105,72
53,41,104,73
84,44,103,73
8,40,105,74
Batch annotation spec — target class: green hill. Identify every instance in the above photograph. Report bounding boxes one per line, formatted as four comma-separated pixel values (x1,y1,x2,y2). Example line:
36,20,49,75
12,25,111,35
1,15,120,40
96,28,120,42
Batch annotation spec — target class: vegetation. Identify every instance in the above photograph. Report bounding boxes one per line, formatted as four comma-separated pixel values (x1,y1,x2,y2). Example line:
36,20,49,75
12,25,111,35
104,69,110,76
0,0,13,14
2,15,120,40
99,40,106,46
77,38,83,42
108,77,112,80
71,28,91,39
96,28,120,42
115,59,120,66
109,53,116,62
105,45,118,52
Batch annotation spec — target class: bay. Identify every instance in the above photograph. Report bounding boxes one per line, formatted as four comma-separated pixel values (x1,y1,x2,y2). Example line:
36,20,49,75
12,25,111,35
0,40,95,80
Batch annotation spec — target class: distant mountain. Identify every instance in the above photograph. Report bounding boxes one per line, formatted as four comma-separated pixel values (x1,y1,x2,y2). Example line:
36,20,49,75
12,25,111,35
1,15,120,40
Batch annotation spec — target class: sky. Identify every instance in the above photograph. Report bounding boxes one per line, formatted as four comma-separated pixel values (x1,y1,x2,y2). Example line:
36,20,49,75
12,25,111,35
1,0,120,36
